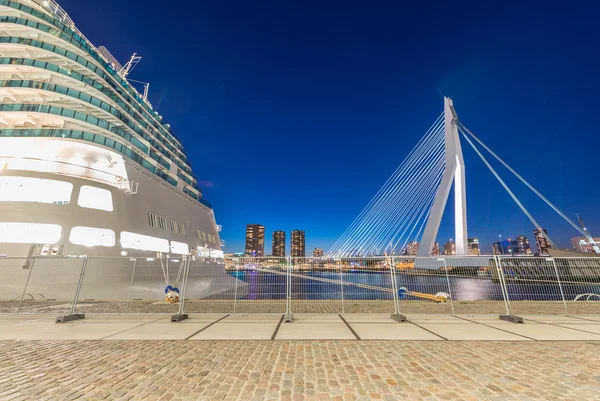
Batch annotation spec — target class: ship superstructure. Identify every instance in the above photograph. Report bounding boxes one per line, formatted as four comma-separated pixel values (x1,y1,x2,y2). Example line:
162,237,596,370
0,0,224,260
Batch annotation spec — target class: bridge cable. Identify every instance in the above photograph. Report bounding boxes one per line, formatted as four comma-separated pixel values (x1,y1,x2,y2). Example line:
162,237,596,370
458,121,586,237
458,126,558,249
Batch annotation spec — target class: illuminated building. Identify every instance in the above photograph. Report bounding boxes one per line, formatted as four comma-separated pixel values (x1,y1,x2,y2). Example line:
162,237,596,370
516,235,531,255
432,242,440,256
313,247,324,257
402,241,419,256
291,230,305,257
245,225,265,256
272,230,286,257
534,228,550,255
467,238,480,256
443,239,456,255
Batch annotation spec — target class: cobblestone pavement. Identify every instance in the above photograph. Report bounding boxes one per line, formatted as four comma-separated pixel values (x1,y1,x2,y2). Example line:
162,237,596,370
1,340,599,400
2,299,598,315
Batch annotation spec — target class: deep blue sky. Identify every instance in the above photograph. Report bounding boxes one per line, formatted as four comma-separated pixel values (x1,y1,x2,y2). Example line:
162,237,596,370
62,0,598,254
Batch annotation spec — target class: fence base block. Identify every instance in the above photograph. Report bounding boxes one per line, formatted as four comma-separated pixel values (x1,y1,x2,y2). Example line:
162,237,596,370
171,313,188,322
499,314,524,324
56,314,85,323
391,313,407,322
283,312,293,323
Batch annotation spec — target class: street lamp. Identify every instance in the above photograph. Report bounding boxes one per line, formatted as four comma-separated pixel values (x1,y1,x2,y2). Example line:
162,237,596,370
499,235,504,255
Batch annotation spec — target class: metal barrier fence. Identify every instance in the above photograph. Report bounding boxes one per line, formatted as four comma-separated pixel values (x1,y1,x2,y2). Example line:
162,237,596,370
0,255,598,318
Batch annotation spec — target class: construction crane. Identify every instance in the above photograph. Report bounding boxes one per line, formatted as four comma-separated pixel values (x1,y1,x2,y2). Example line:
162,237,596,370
576,214,600,253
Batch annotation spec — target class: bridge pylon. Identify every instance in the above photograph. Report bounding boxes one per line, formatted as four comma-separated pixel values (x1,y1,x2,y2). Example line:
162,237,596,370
417,97,468,256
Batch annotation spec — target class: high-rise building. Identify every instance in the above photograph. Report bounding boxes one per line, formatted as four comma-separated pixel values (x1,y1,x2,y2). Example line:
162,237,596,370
570,237,600,253
467,238,480,256
272,231,285,257
404,241,419,256
245,224,265,256
313,247,324,257
516,235,531,255
291,230,305,257
432,242,440,256
534,228,550,255
493,236,532,255
443,239,456,255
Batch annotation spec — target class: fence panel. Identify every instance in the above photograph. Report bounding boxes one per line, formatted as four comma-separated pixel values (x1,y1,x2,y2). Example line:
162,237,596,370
394,257,453,314
125,257,182,314
182,257,241,314
289,257,343,313
0,258,32,314
339,257,395,314
553,257,600,314
222,257,287,313
74,257,137,314
15,257,84,315
499,257,568,314
445,256,507,315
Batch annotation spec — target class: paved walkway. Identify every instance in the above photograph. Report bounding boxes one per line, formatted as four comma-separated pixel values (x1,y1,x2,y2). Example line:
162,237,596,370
1,313,600,341
1,314,600,400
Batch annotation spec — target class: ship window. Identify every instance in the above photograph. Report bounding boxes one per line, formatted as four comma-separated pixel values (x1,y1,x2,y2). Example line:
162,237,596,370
69,226,115,247
0,176,72,204
0,223,62,244
120,231,169,252
170,241,189,255
78,186,113,211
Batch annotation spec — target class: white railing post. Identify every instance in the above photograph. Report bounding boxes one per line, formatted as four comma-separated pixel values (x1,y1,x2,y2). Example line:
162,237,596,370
56,256,88,323
390,256,407,322
17,258,36,314
284,255,293,322
233,264,239,314
171,256,191,322
549,258,568,310
125,257,138,314
495,256,523,323
339,259,345,315
442,257,455,314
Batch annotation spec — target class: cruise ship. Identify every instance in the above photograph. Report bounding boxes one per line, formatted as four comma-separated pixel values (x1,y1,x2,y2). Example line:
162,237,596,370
0,0,240,301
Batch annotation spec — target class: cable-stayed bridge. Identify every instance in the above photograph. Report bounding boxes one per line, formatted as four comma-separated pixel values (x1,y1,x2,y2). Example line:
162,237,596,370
328,97,598,257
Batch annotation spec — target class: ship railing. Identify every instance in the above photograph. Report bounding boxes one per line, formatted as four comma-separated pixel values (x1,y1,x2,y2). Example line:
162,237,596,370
0,255,597,319
1,156,138,194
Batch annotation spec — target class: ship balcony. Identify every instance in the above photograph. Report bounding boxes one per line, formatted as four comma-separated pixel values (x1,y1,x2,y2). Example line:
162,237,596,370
0,156,138,194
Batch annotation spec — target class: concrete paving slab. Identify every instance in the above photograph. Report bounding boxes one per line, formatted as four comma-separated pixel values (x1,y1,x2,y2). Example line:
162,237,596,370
342,314,396,323
190,322,278,340
291,314,343,323
487,323,600,340
223,314,282,323
106,322,211,340
566,315,600,322
0,314,55,323
276,322,356,340
556,324,600,335
0,321,143,340
154,313,229,323
419,323,531,341
521,315,597,324
352,323,443,340
78,314,166,323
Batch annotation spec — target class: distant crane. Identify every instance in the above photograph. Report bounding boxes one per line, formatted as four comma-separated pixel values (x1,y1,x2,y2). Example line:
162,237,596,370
576,214,600,253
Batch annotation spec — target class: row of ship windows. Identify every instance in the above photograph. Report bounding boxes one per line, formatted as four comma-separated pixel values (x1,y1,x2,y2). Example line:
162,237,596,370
0,77,189,175
0,129,205,205
0,44,189,173
146,212,218,244
0,222,223,257
0,176,113,211
148,212,185,235
0,4,185,154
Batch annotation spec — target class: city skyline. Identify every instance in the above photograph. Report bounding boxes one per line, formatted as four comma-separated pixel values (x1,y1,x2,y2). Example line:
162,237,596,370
68,0,600,255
